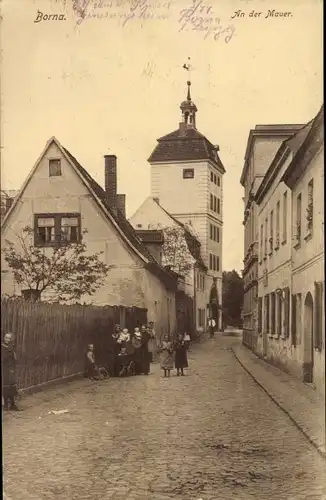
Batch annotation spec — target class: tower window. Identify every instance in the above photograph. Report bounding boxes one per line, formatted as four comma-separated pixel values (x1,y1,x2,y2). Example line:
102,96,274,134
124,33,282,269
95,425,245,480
183,168,194,179
49,159,62,177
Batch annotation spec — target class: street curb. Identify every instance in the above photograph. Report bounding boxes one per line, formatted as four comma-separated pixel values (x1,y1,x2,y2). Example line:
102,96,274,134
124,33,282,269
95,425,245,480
231,347,326,460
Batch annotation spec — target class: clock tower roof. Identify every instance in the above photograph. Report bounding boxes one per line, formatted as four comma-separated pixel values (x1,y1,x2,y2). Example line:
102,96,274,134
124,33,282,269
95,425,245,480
148,81,225,172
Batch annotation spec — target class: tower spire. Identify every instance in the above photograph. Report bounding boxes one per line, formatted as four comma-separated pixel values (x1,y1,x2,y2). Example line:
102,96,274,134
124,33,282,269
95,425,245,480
187,80,191,101
180,59,197,130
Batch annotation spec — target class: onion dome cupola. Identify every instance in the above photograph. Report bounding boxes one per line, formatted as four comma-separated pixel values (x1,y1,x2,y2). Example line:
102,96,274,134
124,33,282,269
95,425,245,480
148,81,226,173
180,81,198,129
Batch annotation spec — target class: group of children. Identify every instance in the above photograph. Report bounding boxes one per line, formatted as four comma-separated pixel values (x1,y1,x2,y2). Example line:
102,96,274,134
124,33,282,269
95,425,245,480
158,332,190,378
113,324,154,376
84,326,191,380
85,324,155,379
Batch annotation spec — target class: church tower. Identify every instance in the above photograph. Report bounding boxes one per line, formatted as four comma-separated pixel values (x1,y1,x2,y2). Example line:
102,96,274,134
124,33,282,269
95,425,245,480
148,81,226,329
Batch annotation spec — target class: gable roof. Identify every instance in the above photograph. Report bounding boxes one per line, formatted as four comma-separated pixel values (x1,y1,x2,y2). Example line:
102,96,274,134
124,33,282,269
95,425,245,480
148,127,226,173
2,137,177,289
132,197,207,270
281,104,324,188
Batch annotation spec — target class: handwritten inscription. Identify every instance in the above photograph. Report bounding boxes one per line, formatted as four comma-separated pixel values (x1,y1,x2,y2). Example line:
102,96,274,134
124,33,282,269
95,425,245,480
179,0,235,43
34,10,66,22
73,0,170,26
231,9,293,19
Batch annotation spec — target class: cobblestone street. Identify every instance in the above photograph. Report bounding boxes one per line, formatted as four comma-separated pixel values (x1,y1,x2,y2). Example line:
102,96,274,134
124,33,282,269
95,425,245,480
3,335,326,500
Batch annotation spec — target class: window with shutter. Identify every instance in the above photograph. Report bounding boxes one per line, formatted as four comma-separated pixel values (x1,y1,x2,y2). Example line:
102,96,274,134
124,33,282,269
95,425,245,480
258,297,262,334
271,292,276,334
291,294,297,346
284,287,290,338
276,293,282,336
265,295,270,334
314,282,323,351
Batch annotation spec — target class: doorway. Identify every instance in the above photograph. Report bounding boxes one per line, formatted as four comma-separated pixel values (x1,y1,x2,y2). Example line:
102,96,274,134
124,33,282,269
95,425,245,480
303,292,314,383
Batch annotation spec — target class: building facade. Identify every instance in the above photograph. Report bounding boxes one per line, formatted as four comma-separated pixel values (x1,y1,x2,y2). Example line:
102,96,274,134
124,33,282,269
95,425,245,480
1,137,178,339
148,81,225,329
282,106,324,395
240,124,304,351
252,105,324,396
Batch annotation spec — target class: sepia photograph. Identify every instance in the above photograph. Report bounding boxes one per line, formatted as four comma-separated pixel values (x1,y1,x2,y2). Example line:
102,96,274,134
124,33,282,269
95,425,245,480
0,0,324,498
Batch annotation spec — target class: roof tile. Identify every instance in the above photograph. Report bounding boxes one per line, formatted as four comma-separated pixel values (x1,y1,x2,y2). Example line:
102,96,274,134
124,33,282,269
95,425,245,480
148,127,226,172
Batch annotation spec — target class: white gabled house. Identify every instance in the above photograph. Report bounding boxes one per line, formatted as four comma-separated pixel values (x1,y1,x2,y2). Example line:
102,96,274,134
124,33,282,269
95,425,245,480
1,137,177,338
130,196,208,333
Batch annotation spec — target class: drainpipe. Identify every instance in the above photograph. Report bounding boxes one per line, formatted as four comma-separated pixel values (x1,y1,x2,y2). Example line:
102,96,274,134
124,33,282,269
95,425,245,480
193,264,197,338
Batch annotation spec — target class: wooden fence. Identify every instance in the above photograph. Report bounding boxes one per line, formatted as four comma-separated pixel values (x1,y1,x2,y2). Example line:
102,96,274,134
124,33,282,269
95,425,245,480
1,298,147,390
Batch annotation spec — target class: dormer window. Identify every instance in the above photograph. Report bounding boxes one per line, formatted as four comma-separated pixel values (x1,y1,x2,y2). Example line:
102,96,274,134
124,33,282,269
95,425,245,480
49,159,62,177
183,168,194,179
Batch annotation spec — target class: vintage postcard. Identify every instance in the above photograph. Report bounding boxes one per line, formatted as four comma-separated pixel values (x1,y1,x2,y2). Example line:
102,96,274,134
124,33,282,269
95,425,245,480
1,0,324,499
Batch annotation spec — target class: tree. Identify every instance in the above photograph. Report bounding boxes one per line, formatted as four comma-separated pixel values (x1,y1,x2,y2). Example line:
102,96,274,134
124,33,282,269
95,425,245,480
148,223,193,276
222,270,244,327
2,226,111,303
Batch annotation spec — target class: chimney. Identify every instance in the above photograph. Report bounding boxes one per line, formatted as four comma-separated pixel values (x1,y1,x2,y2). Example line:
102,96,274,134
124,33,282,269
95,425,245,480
104,155,117,208
116,194,126,217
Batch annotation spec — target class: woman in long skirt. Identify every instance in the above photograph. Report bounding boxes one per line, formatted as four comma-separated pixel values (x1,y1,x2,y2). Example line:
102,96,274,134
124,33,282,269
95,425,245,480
174,333,188,376
140,325,151,375
2,332,22,411
158,334,174,377
132,329,142,375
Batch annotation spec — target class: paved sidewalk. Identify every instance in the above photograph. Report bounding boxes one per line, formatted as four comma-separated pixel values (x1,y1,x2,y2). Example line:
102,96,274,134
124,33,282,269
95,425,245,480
232,342,326,457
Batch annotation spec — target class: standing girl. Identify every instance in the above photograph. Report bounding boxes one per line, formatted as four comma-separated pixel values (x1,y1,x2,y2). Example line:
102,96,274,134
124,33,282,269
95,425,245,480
132,329,142,375
174,333,188,376
158,334,174,378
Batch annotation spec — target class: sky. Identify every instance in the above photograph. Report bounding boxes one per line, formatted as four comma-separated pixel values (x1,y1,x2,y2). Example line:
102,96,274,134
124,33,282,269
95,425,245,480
0,0,323,272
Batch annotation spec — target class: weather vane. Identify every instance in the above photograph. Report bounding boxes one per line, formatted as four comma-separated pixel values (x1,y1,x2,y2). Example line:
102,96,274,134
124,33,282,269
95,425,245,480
183,57,191,72
183,57,193,100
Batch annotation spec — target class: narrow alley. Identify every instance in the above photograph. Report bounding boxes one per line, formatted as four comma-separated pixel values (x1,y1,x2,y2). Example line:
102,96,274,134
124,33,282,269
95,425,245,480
3,335,326,500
